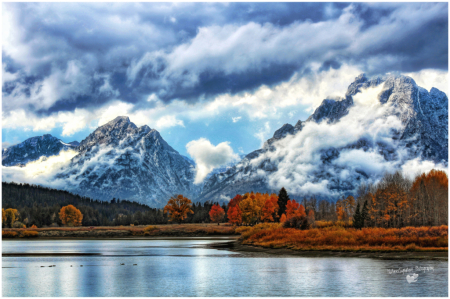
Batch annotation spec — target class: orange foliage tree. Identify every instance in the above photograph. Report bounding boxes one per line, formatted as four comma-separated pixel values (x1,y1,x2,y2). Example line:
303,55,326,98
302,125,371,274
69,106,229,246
336,196,356,222
209,204,225,225
261,194,279,222
163,195,194,223
59,205,83,227
228,195,243,225
286,199,306,220
280,214,287,223
411,169,448,226
286,199,299,219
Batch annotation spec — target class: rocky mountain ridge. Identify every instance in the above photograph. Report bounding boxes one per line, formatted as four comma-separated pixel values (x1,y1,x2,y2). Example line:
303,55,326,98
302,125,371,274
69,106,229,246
197,73,448,202
2,135,78,167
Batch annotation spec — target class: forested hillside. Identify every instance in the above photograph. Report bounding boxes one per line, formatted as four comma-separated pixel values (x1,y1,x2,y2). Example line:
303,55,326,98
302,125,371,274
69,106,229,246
2,182,221,227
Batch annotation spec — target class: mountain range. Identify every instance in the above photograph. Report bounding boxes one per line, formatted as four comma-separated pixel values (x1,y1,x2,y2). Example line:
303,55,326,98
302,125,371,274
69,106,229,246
2,74,448,206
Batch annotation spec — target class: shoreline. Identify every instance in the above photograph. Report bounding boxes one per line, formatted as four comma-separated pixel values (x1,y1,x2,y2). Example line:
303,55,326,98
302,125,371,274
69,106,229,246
207,240,449,260
3,236,447,260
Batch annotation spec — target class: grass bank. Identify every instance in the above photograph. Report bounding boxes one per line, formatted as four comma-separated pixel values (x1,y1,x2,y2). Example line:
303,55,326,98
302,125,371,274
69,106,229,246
2,223,237,239
237,223,448,252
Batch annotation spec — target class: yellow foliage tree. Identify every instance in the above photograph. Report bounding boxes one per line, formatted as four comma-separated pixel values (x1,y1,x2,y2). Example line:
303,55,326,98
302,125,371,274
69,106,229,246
59,205,83,227
163,195,194,223
3,208,19,228
239,192,259,224
2,208,6,227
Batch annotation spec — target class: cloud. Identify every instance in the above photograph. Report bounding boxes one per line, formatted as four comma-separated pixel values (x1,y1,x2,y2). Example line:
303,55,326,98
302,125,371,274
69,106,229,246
404,69,449,94
186,138,239,184
2,149,78,188
238,83,444,197
2,141,19,149
2,2,447,122
232,116,241,123
254,122,271,147
400,158,448,181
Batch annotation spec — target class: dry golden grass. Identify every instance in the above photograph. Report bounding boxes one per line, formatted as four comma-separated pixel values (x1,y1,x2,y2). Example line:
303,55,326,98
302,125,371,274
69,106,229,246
239,224,448,252
3,223,236,237
19,231,39,238
2,230,18,238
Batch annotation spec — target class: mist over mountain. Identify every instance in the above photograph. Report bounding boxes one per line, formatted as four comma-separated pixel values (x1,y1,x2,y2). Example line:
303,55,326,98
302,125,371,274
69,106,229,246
55,116,199,207
198,74,448,202
2,135,78,167
2,74,447,206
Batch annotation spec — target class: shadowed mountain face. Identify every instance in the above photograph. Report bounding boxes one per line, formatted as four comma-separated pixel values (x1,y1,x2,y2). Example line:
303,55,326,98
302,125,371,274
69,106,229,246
197,74,448,202
2,135,78,167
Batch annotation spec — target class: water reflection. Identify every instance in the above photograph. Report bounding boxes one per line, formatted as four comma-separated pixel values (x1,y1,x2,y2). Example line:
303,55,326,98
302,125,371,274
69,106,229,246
3,240,448,297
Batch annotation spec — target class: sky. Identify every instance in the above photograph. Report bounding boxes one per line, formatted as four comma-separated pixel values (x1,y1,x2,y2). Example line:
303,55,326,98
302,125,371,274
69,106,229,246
2,2,448,159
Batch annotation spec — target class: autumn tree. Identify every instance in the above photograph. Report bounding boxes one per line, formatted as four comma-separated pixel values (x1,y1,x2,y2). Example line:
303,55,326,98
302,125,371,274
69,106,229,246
59,205,83,227
307,209,315,224
3,208,19,228
336,198,346,221
163,195,194,223
261,194,279,222
285,199,306,220
209,204,225,225
227,195,243,225
239,192,260,225
344,196,356,221
411,169,448,226
2,208,6,228
286,199,299,219
277,187,290,219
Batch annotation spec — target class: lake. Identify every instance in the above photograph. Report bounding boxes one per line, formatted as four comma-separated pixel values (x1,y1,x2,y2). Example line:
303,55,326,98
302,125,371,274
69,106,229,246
2,238,448,297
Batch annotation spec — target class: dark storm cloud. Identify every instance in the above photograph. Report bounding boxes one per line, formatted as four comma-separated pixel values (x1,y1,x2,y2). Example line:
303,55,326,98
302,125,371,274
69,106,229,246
2,2,448,117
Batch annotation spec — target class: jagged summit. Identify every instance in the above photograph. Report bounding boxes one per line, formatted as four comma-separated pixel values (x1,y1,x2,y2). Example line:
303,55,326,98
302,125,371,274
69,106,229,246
57,116,197,206
78,116,139,153
109,115,131,123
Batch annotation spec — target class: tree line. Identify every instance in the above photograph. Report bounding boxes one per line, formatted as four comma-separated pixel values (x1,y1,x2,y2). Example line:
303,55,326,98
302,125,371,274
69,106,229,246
3,169,447,229
2,182,224,228
164,169,447,229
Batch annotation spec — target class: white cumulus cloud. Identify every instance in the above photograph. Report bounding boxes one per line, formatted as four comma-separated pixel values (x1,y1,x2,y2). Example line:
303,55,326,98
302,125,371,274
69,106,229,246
186,138,239,184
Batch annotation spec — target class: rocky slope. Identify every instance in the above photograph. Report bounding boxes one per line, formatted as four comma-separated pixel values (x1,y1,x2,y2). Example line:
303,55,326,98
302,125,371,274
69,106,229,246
55,116,198,206
198,74,448,202
2,135,78,166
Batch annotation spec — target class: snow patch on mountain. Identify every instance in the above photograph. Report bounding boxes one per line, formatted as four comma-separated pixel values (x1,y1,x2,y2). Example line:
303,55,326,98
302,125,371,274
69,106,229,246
199,74,448,202
2,134,79,167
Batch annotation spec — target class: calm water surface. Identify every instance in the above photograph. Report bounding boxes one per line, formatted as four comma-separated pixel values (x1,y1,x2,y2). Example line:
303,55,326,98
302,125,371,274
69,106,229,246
2,239,448,297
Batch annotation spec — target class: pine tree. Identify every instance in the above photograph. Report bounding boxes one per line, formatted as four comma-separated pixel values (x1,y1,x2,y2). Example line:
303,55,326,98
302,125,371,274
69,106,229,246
353,202,362,229
277,187,290,219
361,200,369,228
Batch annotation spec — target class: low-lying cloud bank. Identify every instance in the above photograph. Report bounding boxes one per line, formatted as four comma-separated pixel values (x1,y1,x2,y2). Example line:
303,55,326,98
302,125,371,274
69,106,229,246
238,85,448,197
2,150,78,189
